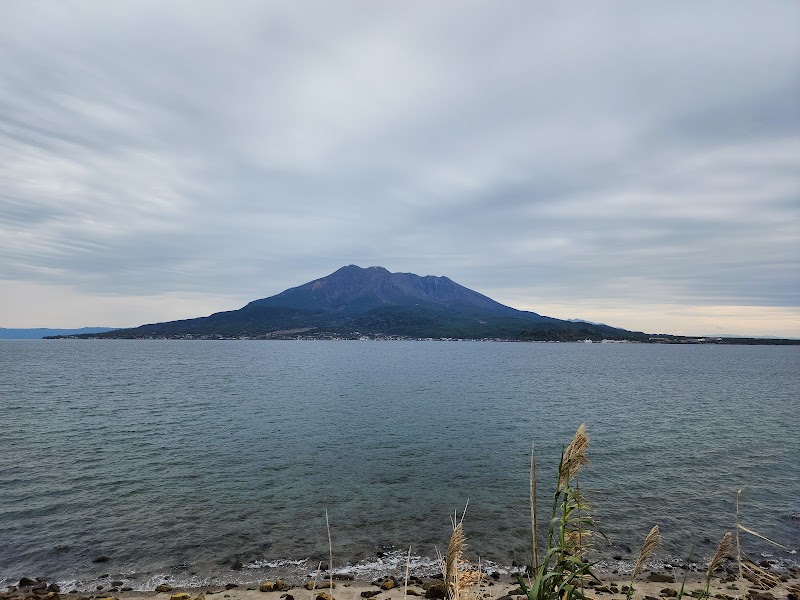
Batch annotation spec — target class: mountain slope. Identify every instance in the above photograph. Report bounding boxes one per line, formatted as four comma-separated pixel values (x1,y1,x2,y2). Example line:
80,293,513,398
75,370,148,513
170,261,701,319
56,266,644,341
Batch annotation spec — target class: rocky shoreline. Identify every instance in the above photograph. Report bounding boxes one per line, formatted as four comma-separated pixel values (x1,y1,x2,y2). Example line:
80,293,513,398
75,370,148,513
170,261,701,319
3,564,799,600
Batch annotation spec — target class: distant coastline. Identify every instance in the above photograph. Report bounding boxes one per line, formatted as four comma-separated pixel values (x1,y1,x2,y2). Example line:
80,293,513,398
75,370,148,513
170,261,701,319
0,327,118,340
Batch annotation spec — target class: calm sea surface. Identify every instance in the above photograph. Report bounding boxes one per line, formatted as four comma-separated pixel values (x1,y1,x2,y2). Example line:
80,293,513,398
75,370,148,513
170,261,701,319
1,341,798,589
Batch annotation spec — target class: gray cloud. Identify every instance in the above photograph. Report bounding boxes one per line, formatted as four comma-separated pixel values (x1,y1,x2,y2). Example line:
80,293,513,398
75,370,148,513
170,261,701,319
1,1,798,332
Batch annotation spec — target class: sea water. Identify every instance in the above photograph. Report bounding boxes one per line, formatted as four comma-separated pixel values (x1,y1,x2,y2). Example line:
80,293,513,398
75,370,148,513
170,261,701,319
0,340,797,589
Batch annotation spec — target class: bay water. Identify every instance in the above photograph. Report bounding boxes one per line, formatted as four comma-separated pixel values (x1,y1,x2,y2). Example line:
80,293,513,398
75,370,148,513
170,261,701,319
1,340,798,590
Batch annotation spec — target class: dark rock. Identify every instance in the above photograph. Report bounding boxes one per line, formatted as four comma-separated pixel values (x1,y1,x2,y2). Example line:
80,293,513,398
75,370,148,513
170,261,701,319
787,593,798,600
333,576,354,582
360,593,380,599
645,596,660,600
276,581,292,592
47,586,60,593
224,585,238,591
121,588,133,592
315,593,334,600
99,575,110,580
93,556,111,563
260,582,276,593
661,588,678,597
381,579,397,591
231,561,243,571
425,582,447,599
32,584,46,591
613,556,623,561
748,593,775,600
282,596,294,600
647,574,675,583
155,584,173,593
490,573,500,581
760,562,772,569
19,579,36,588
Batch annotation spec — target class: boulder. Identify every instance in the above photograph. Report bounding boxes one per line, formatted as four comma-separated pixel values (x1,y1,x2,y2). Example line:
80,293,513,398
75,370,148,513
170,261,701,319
170,594,190,600
315,594,334,600
381,579,396,591
224,585,238,591
647,574,675,583
260,583,276,593
19,579,36,588
155,585,173,593
661,589,678,597
425,583,447,599
360,592,380,598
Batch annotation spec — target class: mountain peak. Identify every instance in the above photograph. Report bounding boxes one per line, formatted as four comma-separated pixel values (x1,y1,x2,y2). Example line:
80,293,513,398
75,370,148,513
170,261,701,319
251,265,518,315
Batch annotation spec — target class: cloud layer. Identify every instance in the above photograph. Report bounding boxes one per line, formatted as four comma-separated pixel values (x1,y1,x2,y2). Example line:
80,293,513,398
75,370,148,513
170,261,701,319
1,1,798,335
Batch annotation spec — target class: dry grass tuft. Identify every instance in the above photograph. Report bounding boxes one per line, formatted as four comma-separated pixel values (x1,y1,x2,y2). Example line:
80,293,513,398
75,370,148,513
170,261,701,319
633,525,660,580
445,522,466,596
558,423,590,489
707,532,732,576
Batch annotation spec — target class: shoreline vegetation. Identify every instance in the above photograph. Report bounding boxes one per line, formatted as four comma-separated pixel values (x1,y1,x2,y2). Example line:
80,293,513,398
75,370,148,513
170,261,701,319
4,427,797,600
40,334,800,345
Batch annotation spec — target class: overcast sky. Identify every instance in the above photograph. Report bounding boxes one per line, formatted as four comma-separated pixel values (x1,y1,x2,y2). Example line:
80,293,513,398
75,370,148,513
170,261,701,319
1,1,799,336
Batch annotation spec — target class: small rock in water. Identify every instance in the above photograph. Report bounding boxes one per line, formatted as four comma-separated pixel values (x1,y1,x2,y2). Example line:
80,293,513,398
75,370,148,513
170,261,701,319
231,561,243,571
19,578,37,588
93,556,111,563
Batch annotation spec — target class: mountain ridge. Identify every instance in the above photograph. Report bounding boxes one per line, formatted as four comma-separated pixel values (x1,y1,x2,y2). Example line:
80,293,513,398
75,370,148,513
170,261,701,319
53,265,628,341
44,266,799,344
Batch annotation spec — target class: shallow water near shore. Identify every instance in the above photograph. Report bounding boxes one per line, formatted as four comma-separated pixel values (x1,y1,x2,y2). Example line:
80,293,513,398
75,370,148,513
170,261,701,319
1,340,798,590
